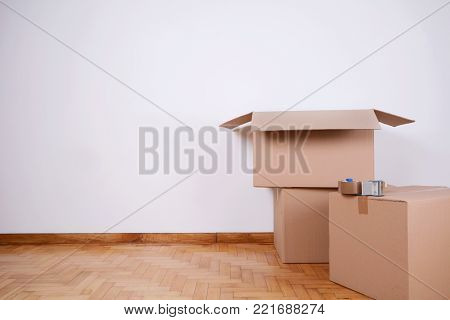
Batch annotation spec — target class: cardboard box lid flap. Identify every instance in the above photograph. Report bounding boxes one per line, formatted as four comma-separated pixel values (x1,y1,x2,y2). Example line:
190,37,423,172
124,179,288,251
219,112,253,129
373,109,415,127
220,109,414,131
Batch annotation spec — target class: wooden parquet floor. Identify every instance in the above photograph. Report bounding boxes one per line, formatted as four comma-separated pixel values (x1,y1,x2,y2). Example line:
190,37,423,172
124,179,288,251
0,243,369,300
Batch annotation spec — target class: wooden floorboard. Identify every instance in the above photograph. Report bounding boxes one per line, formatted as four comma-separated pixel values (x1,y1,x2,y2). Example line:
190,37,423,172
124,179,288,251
0,243,370,300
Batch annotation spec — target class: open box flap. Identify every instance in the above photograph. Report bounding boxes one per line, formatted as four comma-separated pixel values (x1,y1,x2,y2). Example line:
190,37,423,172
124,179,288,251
373,109,415,127
219,112,253,129
220,109,414,131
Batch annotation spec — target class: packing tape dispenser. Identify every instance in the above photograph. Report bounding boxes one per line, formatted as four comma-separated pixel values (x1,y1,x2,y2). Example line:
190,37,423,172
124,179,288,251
338,178,386,197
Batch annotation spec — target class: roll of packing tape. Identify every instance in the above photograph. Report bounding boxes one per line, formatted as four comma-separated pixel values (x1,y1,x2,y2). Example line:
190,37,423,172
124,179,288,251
338,180,361,195
338,179,386,197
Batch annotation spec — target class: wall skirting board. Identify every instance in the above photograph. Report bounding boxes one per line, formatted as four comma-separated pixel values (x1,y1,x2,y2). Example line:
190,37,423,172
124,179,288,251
0,233,274,245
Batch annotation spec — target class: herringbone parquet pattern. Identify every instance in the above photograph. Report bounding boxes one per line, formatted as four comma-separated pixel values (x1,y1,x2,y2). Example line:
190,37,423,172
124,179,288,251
0,244,369,300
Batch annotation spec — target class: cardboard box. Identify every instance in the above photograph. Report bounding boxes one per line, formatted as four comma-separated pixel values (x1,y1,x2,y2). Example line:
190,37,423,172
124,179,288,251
329,186,450,299
220,109,414,188
275,188,334,263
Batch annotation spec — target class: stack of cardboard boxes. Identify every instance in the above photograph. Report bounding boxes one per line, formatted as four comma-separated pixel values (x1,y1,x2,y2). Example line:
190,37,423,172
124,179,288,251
221,108,450,299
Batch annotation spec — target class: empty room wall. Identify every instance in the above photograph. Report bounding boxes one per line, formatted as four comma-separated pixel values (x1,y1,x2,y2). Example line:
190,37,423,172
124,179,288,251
0,0,449,232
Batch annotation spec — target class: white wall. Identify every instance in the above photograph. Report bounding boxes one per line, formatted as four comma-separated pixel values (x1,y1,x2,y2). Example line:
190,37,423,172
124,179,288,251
1,0,449,233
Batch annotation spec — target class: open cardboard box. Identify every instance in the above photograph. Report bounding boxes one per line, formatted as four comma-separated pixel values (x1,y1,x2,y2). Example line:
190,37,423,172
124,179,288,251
221,109,414,188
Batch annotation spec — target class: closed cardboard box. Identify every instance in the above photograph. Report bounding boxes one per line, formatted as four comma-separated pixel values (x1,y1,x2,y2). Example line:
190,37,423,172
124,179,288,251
329,186,450,299
275,188,334,263
220,109,414,188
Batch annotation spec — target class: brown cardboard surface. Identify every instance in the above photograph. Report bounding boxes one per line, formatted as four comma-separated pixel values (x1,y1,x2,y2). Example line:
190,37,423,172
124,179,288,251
274,188,334,263
374,186,449,202
219,108,414,130
407,197,450,299
357,197,368,214
373,109,415,127
220,112,253,129
329,186,450,300
253,130,374,188
220,108,413,188
251,109,380,131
